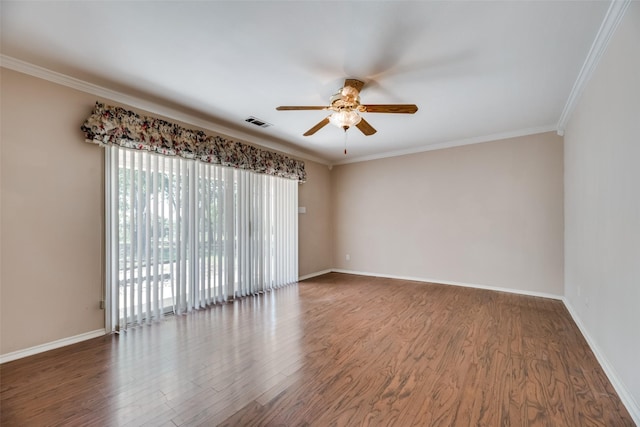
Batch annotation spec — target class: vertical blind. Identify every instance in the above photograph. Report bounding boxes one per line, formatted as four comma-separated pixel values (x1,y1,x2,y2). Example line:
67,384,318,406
105,145,298,331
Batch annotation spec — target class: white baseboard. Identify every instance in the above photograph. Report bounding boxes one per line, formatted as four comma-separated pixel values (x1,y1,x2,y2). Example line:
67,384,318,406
298,269,333,281
330,269,563,300
562,298,640,424
0,329,106,364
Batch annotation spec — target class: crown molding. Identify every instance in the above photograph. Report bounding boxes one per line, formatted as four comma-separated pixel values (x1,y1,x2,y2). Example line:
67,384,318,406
331,125,557,166
556,0,631,135
0,55,329,165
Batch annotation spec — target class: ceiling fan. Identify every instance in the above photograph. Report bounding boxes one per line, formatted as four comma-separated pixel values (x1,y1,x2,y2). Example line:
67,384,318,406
276,79,418,137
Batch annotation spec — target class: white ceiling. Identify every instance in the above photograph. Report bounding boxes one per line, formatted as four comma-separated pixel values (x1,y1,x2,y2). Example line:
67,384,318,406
1,1,611,164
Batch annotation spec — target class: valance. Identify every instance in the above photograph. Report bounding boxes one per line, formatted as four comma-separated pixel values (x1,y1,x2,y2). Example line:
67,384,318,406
81,102,306,182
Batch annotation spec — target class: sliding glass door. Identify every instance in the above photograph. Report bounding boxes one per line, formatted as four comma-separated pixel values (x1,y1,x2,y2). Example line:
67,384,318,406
105,146,298,331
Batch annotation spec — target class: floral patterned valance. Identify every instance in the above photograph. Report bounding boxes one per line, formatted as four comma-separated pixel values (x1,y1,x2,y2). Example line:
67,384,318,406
81,102,306,182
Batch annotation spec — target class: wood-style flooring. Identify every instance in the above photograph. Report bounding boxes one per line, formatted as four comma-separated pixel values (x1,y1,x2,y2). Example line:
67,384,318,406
0,273,635,426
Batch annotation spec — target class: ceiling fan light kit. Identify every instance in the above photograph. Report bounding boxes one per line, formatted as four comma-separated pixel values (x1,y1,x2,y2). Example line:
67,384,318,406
329,109,362,130
276,78,418,142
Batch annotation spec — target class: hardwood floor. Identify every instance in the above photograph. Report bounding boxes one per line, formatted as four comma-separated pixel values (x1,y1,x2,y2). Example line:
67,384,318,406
1,273,634,426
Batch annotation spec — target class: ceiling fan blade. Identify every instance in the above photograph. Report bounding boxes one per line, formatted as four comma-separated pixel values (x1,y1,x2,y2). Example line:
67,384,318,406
276,106,327,111
344,79,365,93
303,117,330,136
361,104,418,114
356,118,377,136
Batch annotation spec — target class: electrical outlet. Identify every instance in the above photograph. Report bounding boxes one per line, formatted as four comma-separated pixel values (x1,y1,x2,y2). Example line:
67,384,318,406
346,254,350,261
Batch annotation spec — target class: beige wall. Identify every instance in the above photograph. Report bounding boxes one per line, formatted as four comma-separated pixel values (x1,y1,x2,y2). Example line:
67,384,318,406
0,68,333,355
298,161,332,276
332,132,564,295
564,2,640,414
1,68,104,354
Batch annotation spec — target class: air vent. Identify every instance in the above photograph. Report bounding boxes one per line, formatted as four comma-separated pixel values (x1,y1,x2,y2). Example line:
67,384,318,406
245,116,272,128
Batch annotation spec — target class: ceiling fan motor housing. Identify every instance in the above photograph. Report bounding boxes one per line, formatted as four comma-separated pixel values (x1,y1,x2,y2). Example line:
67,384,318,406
330,92,361,112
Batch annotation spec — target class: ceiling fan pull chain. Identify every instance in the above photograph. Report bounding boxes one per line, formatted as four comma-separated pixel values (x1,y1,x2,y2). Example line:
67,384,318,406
344,127,348,155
